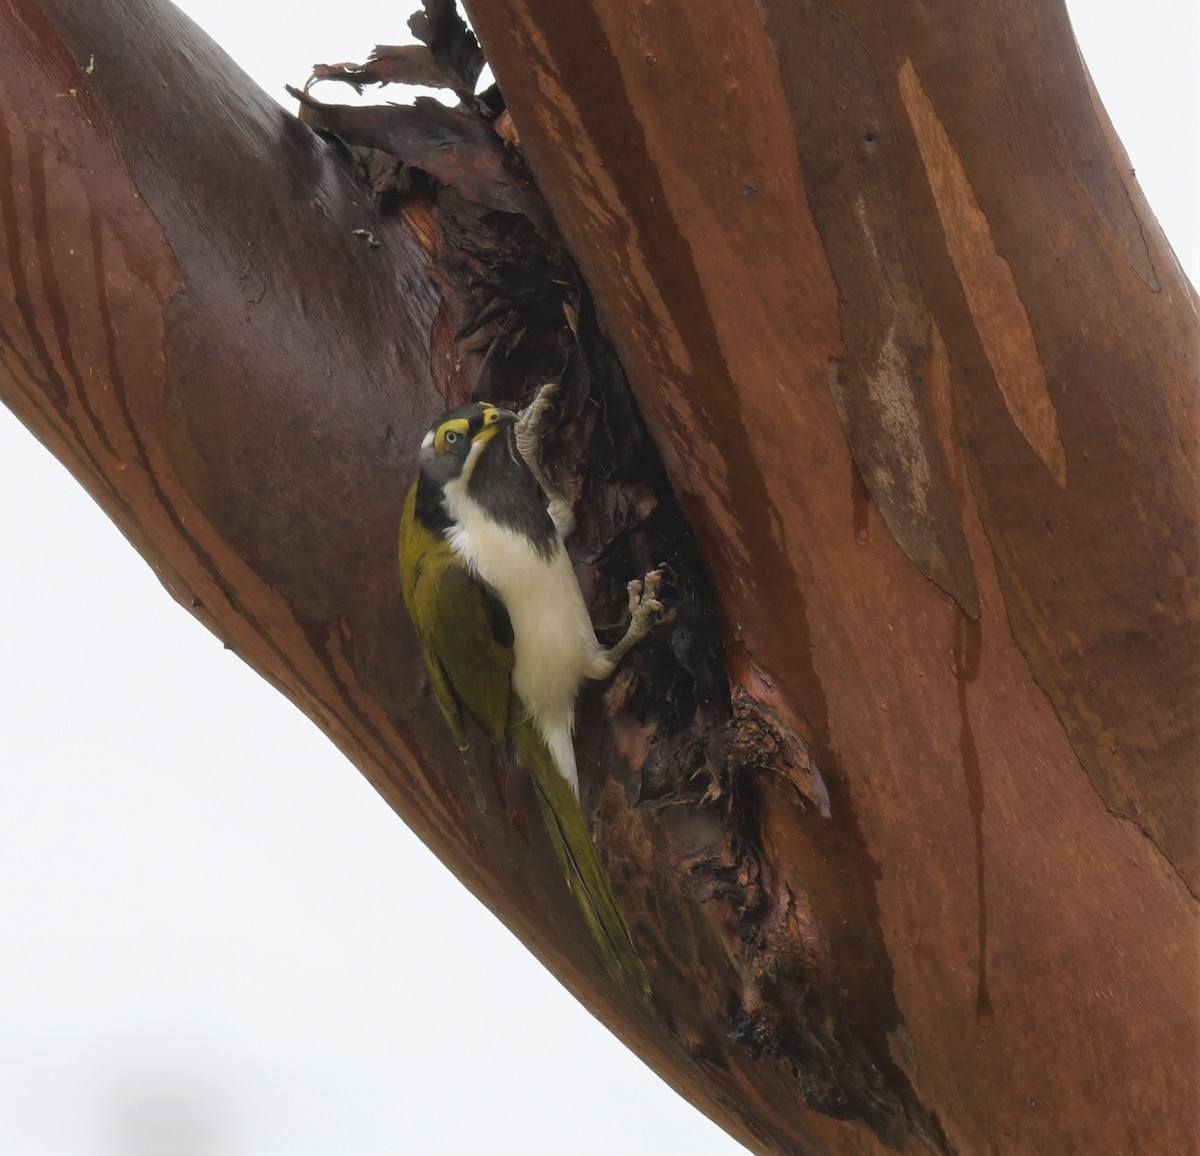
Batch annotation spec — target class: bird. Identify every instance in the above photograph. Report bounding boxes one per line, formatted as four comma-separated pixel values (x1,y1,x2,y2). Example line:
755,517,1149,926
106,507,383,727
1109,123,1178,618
398,384,661,993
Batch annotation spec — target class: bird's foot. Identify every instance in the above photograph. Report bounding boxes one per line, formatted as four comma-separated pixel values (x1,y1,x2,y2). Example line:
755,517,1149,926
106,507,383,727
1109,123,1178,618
624,569,666,645
515,380,558,472
516,381,574,538
588,569,669,679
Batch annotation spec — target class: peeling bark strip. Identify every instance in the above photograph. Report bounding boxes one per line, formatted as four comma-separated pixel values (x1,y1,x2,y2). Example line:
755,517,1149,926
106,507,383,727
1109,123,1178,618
897,59,1068,489
3,0,1199,1153
756,0,981,619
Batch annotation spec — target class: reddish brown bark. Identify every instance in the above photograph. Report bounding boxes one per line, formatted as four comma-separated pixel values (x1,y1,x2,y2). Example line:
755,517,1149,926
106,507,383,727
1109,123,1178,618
1,0,1196,1153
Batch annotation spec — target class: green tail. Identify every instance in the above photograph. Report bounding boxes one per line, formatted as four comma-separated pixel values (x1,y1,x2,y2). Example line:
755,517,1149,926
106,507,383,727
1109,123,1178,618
513,720,650,998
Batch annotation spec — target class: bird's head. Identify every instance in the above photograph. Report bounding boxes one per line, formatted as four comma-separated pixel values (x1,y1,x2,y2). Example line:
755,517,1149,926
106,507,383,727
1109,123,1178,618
418,402,518,488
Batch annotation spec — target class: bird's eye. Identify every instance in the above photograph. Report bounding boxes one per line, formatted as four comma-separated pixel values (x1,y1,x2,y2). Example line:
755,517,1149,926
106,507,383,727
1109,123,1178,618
444,430,460,445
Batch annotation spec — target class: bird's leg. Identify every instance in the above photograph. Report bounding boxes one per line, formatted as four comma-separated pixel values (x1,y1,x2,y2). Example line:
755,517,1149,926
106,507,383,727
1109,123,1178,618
515,381,575,540
518,380,666,675
585,570,665,680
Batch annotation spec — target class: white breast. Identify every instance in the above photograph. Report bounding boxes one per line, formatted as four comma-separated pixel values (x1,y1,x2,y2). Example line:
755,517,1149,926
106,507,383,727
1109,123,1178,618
442,477,599,794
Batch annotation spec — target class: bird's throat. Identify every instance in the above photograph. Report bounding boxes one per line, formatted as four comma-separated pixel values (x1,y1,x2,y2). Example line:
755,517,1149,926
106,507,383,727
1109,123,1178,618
464,437,557,559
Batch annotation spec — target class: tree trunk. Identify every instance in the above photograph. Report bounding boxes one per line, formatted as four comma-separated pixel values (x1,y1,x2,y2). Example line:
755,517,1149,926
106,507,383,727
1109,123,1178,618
1,0,1195,1152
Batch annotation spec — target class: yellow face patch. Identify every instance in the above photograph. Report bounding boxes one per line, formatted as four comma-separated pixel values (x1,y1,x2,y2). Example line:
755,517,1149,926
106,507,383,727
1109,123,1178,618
472,406,505,445
434,417,470,455
432,406,507,455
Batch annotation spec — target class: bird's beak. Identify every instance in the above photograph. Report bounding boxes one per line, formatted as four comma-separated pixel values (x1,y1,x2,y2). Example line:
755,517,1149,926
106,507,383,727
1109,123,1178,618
472,407,518,446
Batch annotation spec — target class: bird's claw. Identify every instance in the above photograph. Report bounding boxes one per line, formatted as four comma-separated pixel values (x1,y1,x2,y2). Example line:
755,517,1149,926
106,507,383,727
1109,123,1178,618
516,381,575,539
515,380,558,469
588,568,671,679
626,569,666,637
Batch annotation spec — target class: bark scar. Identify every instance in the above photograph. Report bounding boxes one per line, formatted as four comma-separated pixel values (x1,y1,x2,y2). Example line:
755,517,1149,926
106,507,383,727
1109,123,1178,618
898,58,1068,489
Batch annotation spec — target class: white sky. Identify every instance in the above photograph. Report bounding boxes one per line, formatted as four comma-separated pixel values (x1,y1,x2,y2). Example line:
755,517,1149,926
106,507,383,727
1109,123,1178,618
0,2,1195,1154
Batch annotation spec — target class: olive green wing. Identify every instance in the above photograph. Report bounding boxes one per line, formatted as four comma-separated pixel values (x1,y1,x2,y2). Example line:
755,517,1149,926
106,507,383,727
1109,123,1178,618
400,485,515,752
424,563,516,751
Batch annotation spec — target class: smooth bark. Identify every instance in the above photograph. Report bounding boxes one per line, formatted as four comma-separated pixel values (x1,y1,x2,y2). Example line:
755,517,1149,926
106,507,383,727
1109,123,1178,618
1,0,1195,1151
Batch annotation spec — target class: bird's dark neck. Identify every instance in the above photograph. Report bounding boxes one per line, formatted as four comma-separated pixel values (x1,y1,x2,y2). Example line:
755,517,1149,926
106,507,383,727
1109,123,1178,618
414,471,453,535
467,437,558,558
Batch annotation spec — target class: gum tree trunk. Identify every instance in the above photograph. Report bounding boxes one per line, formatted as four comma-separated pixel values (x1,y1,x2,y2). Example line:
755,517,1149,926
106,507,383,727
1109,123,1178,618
1,0,1195,1152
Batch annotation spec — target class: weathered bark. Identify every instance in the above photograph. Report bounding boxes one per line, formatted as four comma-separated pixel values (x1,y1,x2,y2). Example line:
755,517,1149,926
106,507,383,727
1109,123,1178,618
1,0,1195,1153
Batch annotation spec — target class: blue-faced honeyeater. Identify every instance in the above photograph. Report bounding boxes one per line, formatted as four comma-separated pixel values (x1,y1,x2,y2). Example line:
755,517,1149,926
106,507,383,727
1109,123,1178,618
398,384,660,993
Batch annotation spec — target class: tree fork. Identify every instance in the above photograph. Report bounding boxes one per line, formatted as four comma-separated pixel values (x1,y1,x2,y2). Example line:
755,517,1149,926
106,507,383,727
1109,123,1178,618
1,0,1196,1153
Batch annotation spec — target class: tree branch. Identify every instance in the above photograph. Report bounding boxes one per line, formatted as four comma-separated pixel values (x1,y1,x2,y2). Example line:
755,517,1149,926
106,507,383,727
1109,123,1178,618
2,0,1196,1152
